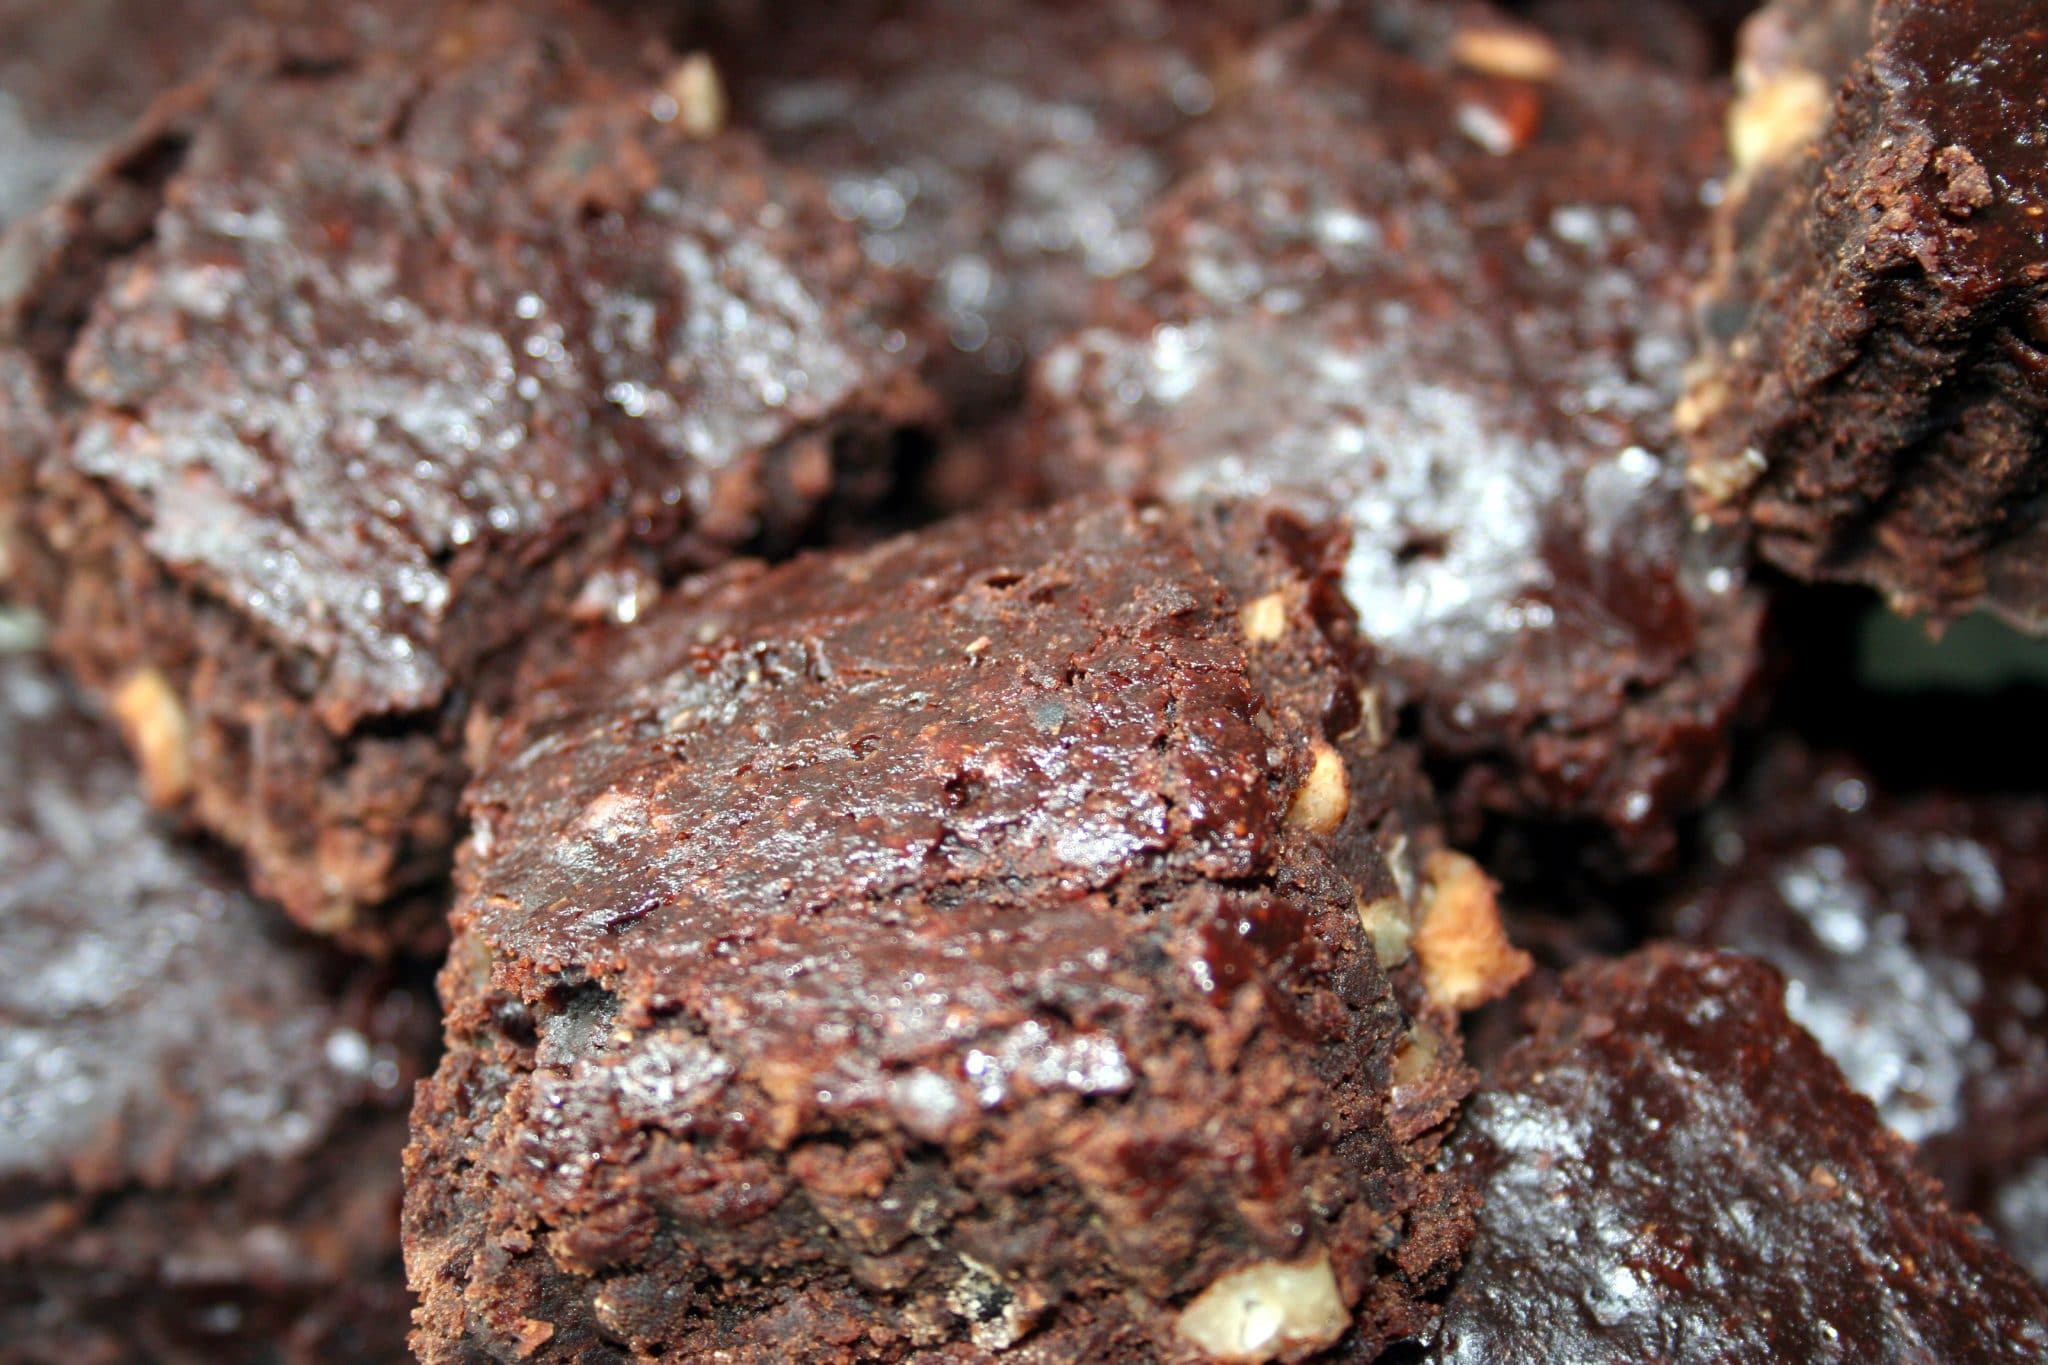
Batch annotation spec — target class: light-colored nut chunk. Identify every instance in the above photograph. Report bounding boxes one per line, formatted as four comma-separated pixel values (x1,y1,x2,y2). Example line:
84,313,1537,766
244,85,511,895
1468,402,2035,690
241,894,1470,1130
667,53,727,138
1728,67,1831,175
1357,895,1413,968
1450,25,1562,82
1687,444,1770,507
1238,591,1288,643
1391,1020,1444,1088
1285,744,1349,835
1175,1251,1350,1362
1412,849,1531,1011
1350,686,1386,751
112,667,192,806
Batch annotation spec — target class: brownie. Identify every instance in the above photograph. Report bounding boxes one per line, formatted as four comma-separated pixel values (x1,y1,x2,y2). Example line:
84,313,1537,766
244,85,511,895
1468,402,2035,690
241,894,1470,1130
1680,0,2048,629
1666,745,2048,1280
720,0,1276,426
0,0,931,944
0,649,433,1363
1026,5,1765,865
1420,945,2048,1362
405,499,1485,1362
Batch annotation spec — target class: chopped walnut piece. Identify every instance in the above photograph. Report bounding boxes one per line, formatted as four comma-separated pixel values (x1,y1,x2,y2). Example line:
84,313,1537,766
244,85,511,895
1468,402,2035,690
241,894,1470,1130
1727,67,1831,175
1412,849,1531,1011
1175,1252,1351,1362
1285,743,1349,835
111,667,192,806
1238,591,1288,643
666,53,726,139
1450,25,1562,83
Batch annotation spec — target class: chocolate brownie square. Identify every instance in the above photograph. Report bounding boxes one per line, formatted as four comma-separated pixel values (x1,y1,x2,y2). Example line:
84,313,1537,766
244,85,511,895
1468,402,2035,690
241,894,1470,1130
0,650,433,1363
0,0,931,944
1422,945,2048,1362
1667,745,2048,1279
404,499,1481,1361
1681,0,2048,628
1026,4,1764,865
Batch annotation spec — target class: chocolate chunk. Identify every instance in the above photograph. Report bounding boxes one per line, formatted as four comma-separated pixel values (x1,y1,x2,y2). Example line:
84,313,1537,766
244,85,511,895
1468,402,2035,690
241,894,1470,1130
404,500,1474,1361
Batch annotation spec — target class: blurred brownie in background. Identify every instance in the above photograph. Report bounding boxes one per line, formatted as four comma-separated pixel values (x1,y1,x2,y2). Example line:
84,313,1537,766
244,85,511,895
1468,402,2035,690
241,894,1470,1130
0,649,433,1364
0,0,932,946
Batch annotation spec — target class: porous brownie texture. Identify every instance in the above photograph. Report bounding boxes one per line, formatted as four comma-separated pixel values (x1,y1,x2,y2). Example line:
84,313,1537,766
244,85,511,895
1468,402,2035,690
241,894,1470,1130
1681,0,2048,628
0,0,932,943
1026,3,1765,865
0,650,433,1363
1421,945,2048,1362
405,499,1476,1362
1667,744,2048,1279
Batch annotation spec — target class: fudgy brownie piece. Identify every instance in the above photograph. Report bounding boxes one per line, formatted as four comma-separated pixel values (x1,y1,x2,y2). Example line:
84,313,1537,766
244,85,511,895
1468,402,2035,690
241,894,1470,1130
720,0,1275,422
1420,945,2048,1362
1681,0,2048,628
0,650,432,1363
1667,746,2048,1279
1027,5,1764,864
0,0,931,943
405,500,1484,1362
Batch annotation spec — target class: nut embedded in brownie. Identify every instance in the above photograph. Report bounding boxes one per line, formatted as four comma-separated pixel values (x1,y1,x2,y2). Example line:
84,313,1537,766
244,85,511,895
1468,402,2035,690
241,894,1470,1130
1422,945,2048,1363
1025,3,1765,866
1680,0,2048,629
1666,744,2048,1280
0,650,435,1364
0,0,932,945
404,499,1480,1362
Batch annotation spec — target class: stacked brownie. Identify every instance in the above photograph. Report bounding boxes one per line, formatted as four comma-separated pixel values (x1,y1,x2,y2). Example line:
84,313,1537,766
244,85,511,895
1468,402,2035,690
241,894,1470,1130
1421,947,2048,1362
1667,745,2048,1280
0,0,2045,1360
